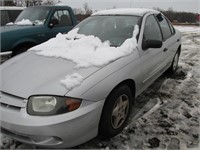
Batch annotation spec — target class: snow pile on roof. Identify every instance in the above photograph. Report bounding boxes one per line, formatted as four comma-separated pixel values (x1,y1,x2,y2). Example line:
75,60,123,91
92,8,158,16
60,73,83,90
30,25,139,89
15,19,32,25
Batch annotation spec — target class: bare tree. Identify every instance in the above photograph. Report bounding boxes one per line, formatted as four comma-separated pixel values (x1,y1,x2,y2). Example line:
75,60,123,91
8,0,59,7
168,7,174,12
14,0,24,6
42,0,61,5
1,0,16,6
83,2,92,15
73,8,84,15
112,5,116,9
11,0,42,7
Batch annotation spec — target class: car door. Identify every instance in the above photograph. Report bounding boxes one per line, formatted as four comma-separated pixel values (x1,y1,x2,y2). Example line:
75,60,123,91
156,14,179,67
47,8,74,38
138,14,166,92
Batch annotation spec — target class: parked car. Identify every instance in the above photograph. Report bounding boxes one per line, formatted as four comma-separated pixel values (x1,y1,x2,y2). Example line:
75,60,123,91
0,8,181,148
0,5,77,63
0,6,25,26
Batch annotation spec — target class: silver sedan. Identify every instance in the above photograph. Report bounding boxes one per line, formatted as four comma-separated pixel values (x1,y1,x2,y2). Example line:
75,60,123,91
0,8,181,148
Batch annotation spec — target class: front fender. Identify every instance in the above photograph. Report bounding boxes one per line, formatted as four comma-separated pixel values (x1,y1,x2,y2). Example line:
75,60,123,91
65,52,142,101
12,38,38,49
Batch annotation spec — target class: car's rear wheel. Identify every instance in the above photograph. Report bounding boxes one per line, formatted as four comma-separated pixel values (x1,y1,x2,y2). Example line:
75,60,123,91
167,51,180,74
99,85,132,138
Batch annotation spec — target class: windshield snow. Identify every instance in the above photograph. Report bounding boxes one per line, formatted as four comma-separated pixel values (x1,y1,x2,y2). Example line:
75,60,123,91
76,16,141,47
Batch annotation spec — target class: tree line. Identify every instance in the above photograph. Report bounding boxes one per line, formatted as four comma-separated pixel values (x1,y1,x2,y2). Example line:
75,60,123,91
0,0,60,7
156,8,199,23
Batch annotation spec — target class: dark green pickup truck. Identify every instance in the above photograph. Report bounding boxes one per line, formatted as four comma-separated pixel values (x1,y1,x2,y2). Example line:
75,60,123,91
0,5,77,62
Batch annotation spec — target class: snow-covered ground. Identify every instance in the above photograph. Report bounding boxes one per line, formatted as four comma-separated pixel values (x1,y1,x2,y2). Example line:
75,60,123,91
1,25,200,149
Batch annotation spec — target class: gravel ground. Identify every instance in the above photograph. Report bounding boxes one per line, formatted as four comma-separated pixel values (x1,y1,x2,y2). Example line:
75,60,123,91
0,26,200,149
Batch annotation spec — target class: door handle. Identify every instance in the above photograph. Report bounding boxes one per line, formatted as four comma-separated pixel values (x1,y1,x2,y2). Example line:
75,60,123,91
163,48,168,52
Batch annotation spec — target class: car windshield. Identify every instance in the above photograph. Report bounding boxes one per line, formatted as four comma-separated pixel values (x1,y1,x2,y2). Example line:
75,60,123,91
15,7,51,25
76,15,141,47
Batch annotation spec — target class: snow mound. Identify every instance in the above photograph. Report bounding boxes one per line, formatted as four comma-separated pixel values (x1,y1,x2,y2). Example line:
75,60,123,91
30,26,139,68
6,22,14,25
60,73,84,90
15,19,32,25
174,25,200,33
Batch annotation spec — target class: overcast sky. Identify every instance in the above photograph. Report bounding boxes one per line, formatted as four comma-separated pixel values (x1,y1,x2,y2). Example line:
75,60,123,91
60,0,200,13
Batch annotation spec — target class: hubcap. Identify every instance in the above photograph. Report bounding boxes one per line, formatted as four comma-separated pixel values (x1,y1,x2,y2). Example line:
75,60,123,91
111,94,129,129
173,53,179,71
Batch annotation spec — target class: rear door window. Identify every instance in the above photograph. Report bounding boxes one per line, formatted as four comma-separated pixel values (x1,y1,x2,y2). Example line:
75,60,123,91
156,14,172,40
168,21,175,35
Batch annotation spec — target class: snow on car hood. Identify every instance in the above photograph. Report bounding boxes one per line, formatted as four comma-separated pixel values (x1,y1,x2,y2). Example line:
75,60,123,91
0,52,100,99
29,25,139,90
0,25,139,98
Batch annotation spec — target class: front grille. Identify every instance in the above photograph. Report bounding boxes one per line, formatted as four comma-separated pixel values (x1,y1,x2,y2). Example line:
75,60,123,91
0,91,27,109
0,102,21,112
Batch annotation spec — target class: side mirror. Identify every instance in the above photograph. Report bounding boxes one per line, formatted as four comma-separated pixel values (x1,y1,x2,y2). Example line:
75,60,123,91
143,39,162,50
48,18,59,28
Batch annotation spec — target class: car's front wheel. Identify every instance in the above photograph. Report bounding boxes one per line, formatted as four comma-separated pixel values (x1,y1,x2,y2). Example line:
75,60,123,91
99,85,132,138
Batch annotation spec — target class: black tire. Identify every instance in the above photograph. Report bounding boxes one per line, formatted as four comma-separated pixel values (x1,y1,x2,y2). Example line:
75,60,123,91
167,51,180,75
99,85,132,138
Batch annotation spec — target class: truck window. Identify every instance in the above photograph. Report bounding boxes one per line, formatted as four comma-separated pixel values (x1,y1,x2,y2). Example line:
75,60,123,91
51,10,72,27
15,7,50,25
1,10,11,25
8,10,23,22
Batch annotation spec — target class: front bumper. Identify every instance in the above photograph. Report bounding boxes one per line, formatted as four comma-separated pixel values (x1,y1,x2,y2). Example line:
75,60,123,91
0,93,105,148
0,51,12,63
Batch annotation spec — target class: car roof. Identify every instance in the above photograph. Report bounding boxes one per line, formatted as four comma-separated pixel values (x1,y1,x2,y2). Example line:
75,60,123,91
92,8,159,16
0,6,26,10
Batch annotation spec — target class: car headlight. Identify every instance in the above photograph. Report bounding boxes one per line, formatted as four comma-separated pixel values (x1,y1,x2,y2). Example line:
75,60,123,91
27,96,82,116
